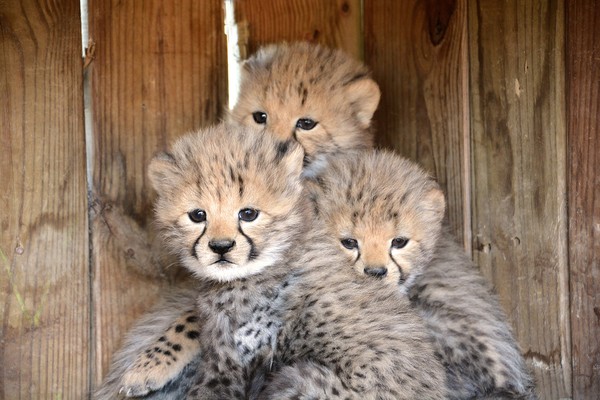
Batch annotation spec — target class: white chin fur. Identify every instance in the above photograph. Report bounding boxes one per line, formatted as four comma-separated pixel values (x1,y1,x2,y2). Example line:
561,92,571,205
187,245,288,283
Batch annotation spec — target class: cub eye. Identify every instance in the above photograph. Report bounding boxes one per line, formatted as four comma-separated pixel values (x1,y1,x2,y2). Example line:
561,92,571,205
341,238,358,250
188,209,206,223
391,237,409,249
252,111,268,125
296,118,318,130
239,208,259,222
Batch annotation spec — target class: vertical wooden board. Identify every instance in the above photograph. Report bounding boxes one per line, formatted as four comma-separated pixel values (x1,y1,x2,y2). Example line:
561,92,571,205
0,0,89,398
235,0,362,60
468,1,570,397
567,1,600,397
88,0,227,385
364,0,470,247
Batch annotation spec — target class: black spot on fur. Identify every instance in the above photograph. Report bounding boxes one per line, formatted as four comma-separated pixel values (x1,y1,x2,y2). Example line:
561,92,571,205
172,344,182,352
221,377,231,386
185,331,200,340
206,378,219,388
175,324,185,333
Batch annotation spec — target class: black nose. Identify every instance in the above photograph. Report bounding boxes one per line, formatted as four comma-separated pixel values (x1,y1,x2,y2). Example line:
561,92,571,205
208,239,236,255
364,266,388,277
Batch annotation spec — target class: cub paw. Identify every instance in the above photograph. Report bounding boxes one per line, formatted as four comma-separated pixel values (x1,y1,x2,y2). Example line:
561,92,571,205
119,350,179,397
119,310,203,397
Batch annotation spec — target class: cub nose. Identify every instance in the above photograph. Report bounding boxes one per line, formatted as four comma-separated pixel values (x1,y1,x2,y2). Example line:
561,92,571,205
208,239,236,255
364,266,388,278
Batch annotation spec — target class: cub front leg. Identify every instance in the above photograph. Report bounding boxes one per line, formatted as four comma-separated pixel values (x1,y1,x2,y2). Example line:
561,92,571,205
186,347,247,400
119,309,202,397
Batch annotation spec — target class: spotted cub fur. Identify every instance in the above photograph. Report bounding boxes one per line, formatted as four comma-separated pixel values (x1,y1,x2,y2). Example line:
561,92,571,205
306,151,537,399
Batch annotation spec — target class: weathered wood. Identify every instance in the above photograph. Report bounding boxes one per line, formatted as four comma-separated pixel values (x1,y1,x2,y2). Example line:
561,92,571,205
235,0,362,59
567,1,600,397
0,0,89,398
88,0,227,386
468,1,570,397
363,0,469,248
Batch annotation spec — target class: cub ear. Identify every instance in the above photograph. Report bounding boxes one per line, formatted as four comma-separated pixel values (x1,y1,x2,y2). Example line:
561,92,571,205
242,44,278,74
423,186,446,224
345,78,381,128
148,152,179,193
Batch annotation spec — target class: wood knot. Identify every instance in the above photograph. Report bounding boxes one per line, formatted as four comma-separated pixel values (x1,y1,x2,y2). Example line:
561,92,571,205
425,0,456,46
340,2,350,15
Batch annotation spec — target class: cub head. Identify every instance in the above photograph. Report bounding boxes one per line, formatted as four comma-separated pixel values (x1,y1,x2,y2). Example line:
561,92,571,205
229,42,381,177
306,151,446,291
148,124,306,282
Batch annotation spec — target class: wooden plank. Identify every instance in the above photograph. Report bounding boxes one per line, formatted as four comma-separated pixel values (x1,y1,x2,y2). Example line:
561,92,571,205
364,0,470,248
88,0,227,386
234,0,362,59
467,1,570,397
566,1,600,397
0,0,89,398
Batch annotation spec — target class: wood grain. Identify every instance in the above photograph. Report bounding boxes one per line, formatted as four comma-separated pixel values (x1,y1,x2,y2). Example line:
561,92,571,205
364,0,470,248
235,0,362,60
0,0,89,398
468,1,570,397
566,1,600,397
88,0,227,386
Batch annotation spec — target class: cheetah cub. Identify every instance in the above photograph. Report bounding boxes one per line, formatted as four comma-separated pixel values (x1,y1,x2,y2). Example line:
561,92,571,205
230,41,380,177
136,123,308,399
307,151,537,399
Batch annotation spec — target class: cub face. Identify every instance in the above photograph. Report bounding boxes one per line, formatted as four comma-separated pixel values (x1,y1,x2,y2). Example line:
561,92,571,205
148,124,306,282
230,42,381,177
307,151,446,291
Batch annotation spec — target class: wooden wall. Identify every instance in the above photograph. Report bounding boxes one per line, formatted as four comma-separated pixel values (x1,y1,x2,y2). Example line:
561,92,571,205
567,1,600,396
0,0,90,398
1,0,598,398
